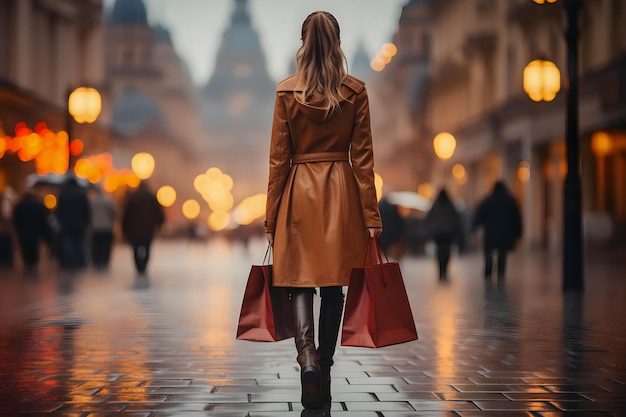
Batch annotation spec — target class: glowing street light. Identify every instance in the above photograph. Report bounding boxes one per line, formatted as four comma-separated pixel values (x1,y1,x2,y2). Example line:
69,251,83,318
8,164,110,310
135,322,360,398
68,87,102,123
66,86,101,173
523,59,561,102
156,185,176,207
131,152,155,180
433,132,456,161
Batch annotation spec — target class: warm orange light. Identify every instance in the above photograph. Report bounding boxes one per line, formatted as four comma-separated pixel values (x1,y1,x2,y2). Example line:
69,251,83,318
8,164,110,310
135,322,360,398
452,164,466,180
523,59,560,102
182,199,201,220
433,132,456,160
70,139,84,156
382,43,398,57
156,185,176,207
591,131,612,157
533,0,558,3
370,58,385,72
68,87,101,123
102,175,119,193
233,194,267,225
131,152,155,180
518,161,531,182
377,51,392,65
418,183,433,200
43,194,57,209
208,211,230,231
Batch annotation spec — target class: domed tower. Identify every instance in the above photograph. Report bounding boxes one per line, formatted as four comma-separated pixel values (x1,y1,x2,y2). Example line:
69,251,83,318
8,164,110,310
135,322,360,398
201,0,275,127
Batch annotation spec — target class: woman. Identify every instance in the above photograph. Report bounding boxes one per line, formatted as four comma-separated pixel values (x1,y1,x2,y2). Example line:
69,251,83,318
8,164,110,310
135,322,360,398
264,11,382,409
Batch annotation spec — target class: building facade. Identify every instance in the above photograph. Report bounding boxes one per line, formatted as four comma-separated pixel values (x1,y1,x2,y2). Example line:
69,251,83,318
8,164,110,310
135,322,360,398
103,0,207,226
424,0,626,248
369,0,432,193
0,0,106,192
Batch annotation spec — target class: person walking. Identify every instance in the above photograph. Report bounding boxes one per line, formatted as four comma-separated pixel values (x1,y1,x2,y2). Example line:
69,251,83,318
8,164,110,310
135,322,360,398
472,181,522,280
89,186,117,270
424,189,462,279
264,11,382,410
0,186,17,267
56,176,91,270
378,196,406,260
12,189,51,270
122,181,164,276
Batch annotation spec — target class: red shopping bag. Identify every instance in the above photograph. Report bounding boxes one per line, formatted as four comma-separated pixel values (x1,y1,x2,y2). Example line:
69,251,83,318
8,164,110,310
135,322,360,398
236,245,294,342
341,238,418,348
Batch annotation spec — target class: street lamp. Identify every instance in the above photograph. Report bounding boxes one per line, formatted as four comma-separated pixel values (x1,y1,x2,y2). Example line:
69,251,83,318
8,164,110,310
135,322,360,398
523,59,560,102
131,152,155,180
529,0,584,292
66,87,101,173
433,132,456,161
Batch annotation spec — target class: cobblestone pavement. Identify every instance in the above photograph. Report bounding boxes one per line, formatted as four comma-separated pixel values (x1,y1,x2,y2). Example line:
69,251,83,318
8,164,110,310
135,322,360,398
1,239,625,417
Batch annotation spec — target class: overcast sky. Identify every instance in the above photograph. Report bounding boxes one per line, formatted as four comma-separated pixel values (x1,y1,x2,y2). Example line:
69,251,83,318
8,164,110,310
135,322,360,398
104,0,408,85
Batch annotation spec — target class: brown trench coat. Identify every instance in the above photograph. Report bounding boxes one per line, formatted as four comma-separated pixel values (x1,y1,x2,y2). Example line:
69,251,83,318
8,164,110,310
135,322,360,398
265,74,382,288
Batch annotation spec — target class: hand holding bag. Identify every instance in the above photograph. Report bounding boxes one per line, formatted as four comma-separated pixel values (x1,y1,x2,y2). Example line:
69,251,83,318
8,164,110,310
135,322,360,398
236,245,294,342
341,238,418,348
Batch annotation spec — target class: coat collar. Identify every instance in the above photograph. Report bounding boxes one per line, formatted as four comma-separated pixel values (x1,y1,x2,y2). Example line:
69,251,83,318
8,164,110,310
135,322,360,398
276,74,365,96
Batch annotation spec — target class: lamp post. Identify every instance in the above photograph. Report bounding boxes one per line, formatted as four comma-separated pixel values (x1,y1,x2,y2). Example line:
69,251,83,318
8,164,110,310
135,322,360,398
528,0,584,292
562,0,583,292
66,87,102,174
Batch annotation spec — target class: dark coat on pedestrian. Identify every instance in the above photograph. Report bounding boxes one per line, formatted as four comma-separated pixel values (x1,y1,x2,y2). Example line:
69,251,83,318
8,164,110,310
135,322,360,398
378,197,404,250
12,192,51,244
472,182,522,251
425,189,462,243
122,184,165,244
56,177,91,237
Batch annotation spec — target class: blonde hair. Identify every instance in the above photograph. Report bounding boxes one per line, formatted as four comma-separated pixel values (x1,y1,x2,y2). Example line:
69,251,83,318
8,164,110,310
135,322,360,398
296,11,347,115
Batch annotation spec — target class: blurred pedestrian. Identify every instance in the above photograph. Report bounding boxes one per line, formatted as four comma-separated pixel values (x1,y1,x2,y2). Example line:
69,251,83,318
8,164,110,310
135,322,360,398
424,189,462,279
89,186,117,270
264,11,382,410
122,181,164,276
12,189,51,269
378,196,406,260
56,176,91,270
472,181,522,280
0,186,17,267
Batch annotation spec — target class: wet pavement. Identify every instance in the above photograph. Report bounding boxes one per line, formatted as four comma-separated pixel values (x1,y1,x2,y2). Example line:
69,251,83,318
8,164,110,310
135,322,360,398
1,238,625,417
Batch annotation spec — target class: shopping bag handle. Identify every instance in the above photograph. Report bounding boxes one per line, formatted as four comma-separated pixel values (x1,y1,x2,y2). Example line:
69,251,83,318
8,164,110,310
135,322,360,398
362,237,390,266
262,244,273,265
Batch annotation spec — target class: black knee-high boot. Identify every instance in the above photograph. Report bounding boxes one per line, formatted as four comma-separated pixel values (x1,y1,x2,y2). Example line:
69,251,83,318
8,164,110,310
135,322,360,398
317,288,344,406
291,289,322,409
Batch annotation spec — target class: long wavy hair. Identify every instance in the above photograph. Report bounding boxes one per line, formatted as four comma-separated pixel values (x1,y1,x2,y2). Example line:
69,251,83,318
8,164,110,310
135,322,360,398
296,11,347,115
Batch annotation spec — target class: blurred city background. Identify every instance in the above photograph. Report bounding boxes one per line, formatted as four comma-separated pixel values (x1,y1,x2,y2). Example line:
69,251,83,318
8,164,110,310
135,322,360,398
2,1,626,414
0,0,625,267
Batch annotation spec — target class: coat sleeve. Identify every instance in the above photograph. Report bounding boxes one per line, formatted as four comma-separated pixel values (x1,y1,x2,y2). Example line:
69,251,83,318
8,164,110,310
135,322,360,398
350,88,382,228
265,93,292,234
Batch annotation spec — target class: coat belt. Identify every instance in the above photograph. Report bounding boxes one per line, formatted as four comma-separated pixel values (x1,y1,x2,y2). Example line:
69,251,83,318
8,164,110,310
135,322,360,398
292,152,349,164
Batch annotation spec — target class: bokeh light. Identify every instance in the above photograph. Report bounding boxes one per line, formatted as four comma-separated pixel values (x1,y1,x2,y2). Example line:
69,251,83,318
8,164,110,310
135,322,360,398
182,199,201,220
418,183,433,200
433,132,457,160
43,194,57,210
233,194,266,225
131,152,155,180
208,211,230,231
156,185,176,207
